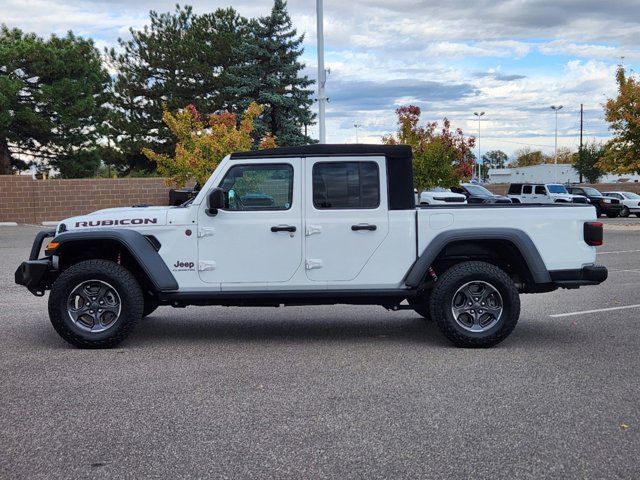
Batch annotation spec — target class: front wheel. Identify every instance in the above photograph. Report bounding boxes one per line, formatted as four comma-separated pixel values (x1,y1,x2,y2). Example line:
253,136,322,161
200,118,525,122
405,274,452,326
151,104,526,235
48,259,144,348
429,261,520,348
620,206,630,218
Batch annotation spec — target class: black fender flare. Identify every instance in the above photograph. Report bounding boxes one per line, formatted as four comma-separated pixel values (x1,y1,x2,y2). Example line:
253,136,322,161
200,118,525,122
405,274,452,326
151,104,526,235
51,229,178,292
404,228,552,287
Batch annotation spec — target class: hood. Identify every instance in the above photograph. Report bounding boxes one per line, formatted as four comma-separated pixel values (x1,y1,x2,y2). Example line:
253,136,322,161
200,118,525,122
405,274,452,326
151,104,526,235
59,206,171,233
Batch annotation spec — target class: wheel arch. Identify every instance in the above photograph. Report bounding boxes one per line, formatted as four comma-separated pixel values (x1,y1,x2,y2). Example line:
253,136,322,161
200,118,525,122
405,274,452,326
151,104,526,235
50,230,178,293
405,228,552,288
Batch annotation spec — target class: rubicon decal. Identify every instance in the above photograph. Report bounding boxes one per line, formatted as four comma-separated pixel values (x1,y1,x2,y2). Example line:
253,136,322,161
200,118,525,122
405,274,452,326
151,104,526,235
75,218,158,227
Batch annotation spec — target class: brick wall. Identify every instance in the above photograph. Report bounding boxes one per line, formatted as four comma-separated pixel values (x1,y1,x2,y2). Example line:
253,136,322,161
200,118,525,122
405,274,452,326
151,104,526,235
0,176,170,224
484,183,640,196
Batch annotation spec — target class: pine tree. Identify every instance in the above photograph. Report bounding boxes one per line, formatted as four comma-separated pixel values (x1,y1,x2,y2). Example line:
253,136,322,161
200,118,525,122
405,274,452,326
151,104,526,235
106,6,248,173
0,26,109,176
226,0,315,146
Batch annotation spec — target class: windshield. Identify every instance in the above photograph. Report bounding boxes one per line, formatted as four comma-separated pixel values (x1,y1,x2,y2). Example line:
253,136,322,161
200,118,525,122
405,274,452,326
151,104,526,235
582,187,602,196
622,192,640,199
547,184,568,194
464,185,493,196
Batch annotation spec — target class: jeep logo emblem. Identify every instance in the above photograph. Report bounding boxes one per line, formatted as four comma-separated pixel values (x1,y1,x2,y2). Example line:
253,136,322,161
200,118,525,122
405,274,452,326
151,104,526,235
173,261,195,270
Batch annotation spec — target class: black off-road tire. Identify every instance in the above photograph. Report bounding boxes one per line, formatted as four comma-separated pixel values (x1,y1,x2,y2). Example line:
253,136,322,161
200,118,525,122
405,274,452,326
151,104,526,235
429,261,520,348
48,259,144,348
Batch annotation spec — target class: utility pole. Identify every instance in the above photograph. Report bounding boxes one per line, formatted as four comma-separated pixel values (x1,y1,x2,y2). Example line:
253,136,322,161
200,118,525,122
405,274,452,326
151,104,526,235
474,112,485,181
550,105,563,183
354,123,361,143
579,103,584,184
316,0,327,144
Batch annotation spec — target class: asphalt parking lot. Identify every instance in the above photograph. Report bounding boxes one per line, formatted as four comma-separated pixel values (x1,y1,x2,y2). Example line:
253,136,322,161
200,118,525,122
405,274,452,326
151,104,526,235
1,223,639,479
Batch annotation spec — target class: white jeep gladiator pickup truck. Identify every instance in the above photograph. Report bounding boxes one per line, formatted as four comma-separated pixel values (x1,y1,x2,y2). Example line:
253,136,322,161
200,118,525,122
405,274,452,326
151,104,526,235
15,145,607,348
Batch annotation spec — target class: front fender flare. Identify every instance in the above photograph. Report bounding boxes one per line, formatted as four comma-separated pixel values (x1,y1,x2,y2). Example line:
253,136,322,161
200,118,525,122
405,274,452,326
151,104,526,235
51,230,178,292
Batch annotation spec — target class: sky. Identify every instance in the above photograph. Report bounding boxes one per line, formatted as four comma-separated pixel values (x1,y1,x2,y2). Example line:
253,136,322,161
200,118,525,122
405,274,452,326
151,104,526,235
2,0,638,159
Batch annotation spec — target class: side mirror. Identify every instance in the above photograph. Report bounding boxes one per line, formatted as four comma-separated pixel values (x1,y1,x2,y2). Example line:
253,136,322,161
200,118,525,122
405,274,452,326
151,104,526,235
207,187,225,215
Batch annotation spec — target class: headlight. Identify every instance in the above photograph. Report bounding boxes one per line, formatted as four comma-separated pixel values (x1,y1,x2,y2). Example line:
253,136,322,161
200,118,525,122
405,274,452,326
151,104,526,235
602,198,611,204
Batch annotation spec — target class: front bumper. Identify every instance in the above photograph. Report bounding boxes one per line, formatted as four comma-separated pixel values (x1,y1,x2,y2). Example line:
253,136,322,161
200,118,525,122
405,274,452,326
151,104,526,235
550,265,608,289
15,229,56,296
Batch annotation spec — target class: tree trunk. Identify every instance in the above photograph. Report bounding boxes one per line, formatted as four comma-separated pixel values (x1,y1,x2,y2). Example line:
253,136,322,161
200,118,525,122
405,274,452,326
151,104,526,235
0,138,12,175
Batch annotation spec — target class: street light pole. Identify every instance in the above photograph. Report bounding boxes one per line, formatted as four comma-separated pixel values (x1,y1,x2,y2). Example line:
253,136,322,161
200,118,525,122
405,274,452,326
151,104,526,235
354,123,361,143
550,105,563,183
473,111,485,181
316,0,327,144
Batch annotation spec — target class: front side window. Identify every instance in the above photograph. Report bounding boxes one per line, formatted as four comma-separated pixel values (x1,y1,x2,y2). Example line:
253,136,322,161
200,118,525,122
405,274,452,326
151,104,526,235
313,161,380,209
218,164,293,211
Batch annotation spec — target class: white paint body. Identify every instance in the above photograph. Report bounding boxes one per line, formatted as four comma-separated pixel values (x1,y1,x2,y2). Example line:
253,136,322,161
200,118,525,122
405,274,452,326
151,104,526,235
508,183,584,204
59,154,598,292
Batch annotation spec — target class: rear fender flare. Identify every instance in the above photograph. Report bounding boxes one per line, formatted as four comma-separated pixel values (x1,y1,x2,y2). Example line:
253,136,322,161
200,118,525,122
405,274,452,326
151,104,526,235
405,228,551,287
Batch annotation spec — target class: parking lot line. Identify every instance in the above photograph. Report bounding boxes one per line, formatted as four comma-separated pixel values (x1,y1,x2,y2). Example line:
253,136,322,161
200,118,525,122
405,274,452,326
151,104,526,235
597,249,640,254
550,304,640,318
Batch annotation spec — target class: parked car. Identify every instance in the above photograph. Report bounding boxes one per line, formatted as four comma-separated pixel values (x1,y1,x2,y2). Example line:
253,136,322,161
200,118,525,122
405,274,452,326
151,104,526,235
418,187,467,205
507,183,588,204
602,191,640,218
451,184,512,204
566,186,623,218
15,144,607,349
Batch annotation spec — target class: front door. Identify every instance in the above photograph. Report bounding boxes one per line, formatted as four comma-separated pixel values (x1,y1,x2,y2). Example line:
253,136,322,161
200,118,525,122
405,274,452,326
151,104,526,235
304,157,389,282
198,159,303,287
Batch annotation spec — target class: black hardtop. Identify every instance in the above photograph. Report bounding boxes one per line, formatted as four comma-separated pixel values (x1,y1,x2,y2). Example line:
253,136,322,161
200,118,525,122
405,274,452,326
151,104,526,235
230,144,415,210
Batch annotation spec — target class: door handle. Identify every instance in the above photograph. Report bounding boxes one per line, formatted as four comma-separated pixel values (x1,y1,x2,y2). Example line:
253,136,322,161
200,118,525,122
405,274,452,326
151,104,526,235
351,224,377,231
271,225,297,233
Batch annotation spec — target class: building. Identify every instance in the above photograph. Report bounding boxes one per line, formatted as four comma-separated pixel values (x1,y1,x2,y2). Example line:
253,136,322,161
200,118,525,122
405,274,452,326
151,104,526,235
487,164,640,184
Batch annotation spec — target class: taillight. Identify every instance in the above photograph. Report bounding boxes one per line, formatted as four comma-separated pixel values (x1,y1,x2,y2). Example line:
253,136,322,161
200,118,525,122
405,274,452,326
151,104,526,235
584,222,603,246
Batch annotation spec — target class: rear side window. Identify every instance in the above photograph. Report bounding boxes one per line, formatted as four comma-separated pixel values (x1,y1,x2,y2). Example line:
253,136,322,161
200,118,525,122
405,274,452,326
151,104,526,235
522,185,533,194
535,186,546,195
313,161,380,209
507,184,521,194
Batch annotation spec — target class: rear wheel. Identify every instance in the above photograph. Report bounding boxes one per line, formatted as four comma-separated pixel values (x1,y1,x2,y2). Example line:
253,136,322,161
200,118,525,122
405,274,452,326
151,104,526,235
429,261,520,348
48,260,143,348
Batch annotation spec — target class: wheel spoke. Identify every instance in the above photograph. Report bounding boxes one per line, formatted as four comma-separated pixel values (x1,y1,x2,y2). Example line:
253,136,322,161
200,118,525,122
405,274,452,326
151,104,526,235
67,280,121,333
450,281,503,333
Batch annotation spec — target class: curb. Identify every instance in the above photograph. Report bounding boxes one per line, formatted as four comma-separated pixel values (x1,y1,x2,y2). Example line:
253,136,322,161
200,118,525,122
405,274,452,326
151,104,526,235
41,221,59,226
0,222,18,226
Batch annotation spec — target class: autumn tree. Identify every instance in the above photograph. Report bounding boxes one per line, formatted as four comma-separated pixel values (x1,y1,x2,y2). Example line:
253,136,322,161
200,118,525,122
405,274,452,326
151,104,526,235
0,26,109,176
143,102,276,187
511,147,548,167
598,66,640,174
383,105,475,191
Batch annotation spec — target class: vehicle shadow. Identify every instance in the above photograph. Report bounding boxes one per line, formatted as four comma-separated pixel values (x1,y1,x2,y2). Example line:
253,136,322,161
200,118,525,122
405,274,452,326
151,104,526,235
129,311,450,347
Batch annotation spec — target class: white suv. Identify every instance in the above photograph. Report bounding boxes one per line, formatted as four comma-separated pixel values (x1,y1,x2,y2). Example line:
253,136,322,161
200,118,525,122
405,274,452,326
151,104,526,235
507,183,587,204
603,191,640,218
417,188,467,206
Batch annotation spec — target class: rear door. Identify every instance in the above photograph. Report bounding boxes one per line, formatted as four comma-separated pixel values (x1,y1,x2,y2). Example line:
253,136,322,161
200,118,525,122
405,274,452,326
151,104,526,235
304,157,389,282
